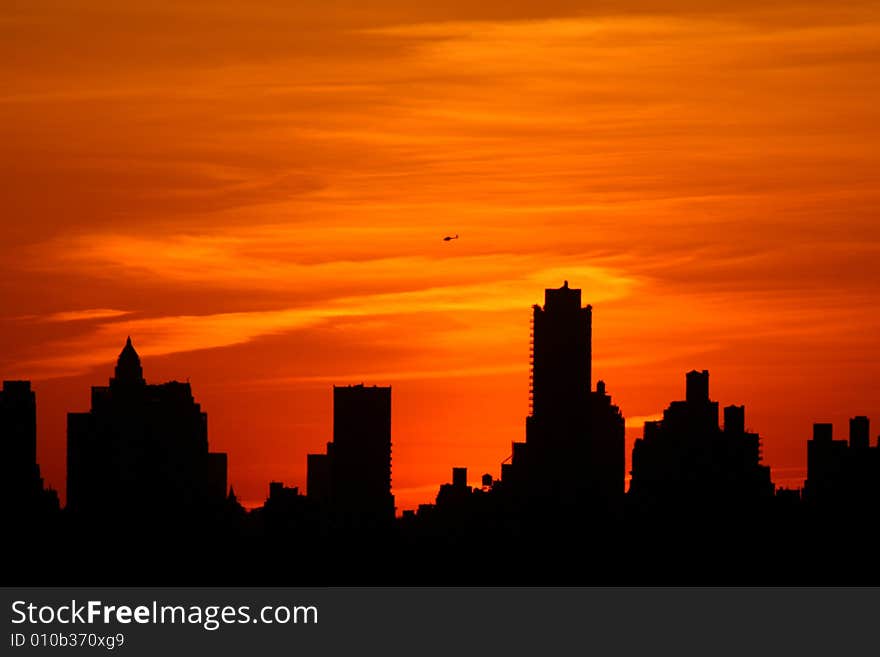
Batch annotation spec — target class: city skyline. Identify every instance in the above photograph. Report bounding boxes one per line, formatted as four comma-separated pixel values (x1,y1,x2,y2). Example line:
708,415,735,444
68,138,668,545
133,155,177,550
8,279,880,587
8,278,880,589
1,322,876,513
4,281,879,515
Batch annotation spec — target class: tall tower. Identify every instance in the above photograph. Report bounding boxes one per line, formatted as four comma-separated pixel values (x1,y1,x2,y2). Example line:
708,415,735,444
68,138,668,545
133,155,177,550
514,282,624,510
530,280,592,420
331,384,394,523
1,381,40,507
67,338,227,521
0,380,58,516
0,381,37,488
112,336,145,387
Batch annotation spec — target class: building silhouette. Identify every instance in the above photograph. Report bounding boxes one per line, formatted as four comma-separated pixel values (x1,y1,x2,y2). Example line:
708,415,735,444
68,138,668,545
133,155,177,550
435,467,472,508
307,384,394,524
13,281,880,585
306,452,331,503
501,281,625,511
66,337,228,521
0,380,58,518
256,480,319,538
629,370,773,512
804,417,880,509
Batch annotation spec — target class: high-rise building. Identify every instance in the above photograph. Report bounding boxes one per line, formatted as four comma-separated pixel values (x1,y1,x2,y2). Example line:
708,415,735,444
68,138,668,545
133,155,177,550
804,423,848,505
0,380,58,516
629,371,773,509
849,416,870,450
306,384,394,523
505,282,625,510
67,338,227,520
804,418,880,508
530,280,591,419
1,380,38,501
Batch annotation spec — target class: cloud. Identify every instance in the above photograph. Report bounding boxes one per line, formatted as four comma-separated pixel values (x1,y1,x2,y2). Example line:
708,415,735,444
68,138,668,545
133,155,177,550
11,263,636,378
239,364,524,387
625,413,664,429
42,309,132,322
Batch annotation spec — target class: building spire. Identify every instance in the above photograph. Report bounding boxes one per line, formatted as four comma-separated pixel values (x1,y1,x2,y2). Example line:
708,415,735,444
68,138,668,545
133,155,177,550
111,336,145,386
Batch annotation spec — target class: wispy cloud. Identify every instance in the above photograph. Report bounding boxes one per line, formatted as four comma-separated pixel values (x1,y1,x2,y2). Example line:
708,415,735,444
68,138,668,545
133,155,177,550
12,264,636,378
43,308,131,322
234,364,524,388
6,308,132,323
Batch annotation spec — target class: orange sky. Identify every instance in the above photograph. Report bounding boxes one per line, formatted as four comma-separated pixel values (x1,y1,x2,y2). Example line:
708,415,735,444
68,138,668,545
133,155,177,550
2,1,880,510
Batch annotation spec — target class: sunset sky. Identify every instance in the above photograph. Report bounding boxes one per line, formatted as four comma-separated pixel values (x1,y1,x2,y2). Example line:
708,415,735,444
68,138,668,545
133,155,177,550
2,0,879,510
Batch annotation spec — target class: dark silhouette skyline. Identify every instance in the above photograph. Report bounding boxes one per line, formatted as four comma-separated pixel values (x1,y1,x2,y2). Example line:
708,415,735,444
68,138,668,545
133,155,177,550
307,384,394,526
4,280,880,585
804,418,880,510
629,369,774,513
494,281,624,515
66,337,228,523
1,380,58,520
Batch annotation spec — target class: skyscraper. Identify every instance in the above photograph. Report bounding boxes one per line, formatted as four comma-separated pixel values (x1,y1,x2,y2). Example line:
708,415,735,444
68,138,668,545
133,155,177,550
1,380,38,503
804,418,880,509
306,384,394,524
507,282,625,510
0,380,58,516
67,338,228,521
629,370,773,511
530,280,592,419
